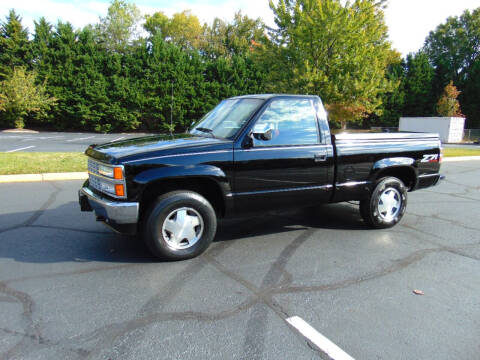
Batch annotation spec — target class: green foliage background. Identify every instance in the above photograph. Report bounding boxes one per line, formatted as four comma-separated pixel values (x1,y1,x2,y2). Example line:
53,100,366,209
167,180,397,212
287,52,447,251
0,5,266,132
0,1,479,131
375,7,480,128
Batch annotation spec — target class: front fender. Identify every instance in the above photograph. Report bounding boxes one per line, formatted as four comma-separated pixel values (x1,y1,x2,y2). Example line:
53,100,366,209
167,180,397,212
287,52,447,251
133,164,231,196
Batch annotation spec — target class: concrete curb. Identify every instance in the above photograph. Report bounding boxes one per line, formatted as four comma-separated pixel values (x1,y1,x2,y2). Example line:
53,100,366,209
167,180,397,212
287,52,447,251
1,129,39,133
0,172,87,183
443,156,480,162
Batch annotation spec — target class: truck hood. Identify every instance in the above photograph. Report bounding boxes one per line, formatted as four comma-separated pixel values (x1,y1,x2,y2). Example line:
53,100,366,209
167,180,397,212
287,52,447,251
85,133,232,164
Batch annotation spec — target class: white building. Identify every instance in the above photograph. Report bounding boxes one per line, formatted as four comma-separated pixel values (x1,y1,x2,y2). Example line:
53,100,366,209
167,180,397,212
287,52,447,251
399,117,465,143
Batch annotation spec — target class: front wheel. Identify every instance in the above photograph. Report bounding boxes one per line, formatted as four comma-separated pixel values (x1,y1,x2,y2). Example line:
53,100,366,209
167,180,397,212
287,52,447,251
360,177,407,229
141,191,217,260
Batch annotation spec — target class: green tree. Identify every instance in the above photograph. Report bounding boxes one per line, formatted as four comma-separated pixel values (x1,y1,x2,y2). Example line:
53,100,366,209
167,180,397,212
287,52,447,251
424,8,480,86
96,0,141,52
462,58,480,126
0,7,267,132
34,22,112,131
0,10,31,79
402,52,435,116
32,17,53,83
122,35,206,132
143,11,169,37
423,7,480,126
267,0,395,128
0,67,56,128
202,11,265,58
375,52,406,127
144,10,204,50
436,81,463,117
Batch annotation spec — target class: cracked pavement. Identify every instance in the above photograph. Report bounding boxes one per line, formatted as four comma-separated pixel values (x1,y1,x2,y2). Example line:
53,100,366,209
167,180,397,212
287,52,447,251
0,161,479,359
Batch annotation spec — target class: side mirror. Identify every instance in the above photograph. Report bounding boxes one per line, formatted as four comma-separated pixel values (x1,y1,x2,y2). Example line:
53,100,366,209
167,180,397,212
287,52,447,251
252,123,274,141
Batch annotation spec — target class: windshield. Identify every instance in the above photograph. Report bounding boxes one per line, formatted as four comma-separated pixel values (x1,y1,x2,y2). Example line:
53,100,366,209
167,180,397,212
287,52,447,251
190,98,263,139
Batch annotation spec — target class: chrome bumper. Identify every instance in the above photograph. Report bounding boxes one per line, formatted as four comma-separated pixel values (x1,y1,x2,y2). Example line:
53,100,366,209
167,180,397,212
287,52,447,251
78,187,139,224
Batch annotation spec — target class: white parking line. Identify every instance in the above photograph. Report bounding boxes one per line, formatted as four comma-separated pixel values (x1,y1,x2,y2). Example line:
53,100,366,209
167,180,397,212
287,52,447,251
38,136,64,140
110,136,125,142
6,146,36,153
286,316,355,360
66,136,95,142
1,135,31,139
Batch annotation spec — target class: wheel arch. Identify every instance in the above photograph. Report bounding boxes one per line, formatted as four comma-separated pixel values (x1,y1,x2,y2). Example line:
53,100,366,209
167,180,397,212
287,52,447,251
134,165,231,220
137,175,228,220
371,157,418,190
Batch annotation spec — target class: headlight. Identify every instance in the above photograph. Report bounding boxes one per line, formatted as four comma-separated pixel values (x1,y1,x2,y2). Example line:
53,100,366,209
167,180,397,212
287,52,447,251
99,180,116,195
98,164,114,178
98,180,125,197
88,158,126,198
98,164,124,180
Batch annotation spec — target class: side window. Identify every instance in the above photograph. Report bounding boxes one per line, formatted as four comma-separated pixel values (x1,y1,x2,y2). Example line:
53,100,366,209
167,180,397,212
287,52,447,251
253,98,319,147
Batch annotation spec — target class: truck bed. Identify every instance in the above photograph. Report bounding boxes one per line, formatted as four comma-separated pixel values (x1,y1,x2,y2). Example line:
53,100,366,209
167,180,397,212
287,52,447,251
331,132,441,202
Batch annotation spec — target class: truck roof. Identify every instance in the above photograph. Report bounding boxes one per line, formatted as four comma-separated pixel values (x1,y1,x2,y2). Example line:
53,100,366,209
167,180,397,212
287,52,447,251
229,94,320,100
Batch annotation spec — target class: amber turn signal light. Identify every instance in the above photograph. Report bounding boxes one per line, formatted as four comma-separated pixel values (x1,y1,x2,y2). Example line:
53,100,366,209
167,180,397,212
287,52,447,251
114,167,123,180
115,184,125,197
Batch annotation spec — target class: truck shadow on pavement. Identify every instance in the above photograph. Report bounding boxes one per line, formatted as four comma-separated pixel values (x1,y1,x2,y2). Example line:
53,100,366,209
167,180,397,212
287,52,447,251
0,201,366,264
215,202,367,242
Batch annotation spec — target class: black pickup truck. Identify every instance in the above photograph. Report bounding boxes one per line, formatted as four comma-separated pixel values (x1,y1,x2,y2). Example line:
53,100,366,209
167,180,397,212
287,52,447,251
79,94,442,260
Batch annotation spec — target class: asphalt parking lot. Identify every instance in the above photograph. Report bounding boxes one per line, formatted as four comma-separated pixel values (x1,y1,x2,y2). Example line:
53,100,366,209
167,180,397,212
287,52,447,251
0,160,479,360
0,132,152,152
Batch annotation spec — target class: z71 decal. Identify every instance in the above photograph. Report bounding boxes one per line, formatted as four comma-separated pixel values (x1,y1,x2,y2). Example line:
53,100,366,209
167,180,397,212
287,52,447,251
421,154,439,163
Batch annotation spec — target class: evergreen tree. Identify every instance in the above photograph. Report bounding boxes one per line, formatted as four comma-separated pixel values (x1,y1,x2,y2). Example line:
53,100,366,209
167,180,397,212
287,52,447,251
403,52,435,116
0,10,31,79
32,18,53,84
462,59,480,126
376,56,406,127
0,7,266,132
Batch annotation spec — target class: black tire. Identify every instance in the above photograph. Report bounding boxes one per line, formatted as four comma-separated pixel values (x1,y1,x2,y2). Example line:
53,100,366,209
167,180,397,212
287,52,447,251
360,177,407,229
141,191,217,260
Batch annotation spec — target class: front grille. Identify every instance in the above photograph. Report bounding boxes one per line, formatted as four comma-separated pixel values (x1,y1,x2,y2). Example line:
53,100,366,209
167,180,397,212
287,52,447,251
88,158,100,176
87,158,103,193
88,174,103,192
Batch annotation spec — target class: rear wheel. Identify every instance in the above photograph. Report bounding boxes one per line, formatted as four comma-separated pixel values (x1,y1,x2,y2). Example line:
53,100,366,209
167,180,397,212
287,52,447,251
360,177,407,229
141,191,217,260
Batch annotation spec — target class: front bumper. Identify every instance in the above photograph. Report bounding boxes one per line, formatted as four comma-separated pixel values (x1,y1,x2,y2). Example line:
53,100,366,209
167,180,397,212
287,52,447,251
79,187,139,227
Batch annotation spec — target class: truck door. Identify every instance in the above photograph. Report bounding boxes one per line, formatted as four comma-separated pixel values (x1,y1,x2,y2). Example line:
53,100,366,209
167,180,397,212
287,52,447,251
233,97,334,213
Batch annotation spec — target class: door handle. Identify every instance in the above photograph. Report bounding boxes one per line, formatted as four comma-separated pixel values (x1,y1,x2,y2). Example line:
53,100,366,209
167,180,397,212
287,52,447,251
314,151,328,162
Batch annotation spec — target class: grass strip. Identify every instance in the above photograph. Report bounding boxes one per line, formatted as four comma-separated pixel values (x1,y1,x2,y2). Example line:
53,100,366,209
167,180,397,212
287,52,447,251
0,152,87,175
443,148,480,157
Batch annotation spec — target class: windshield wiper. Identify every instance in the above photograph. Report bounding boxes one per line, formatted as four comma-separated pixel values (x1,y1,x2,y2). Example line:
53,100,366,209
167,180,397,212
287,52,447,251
194,127,216,138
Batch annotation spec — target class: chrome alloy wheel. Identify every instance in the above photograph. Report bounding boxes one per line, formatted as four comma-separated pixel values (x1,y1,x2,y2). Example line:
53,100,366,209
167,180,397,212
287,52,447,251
377,187,402,222
161,207,204,250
